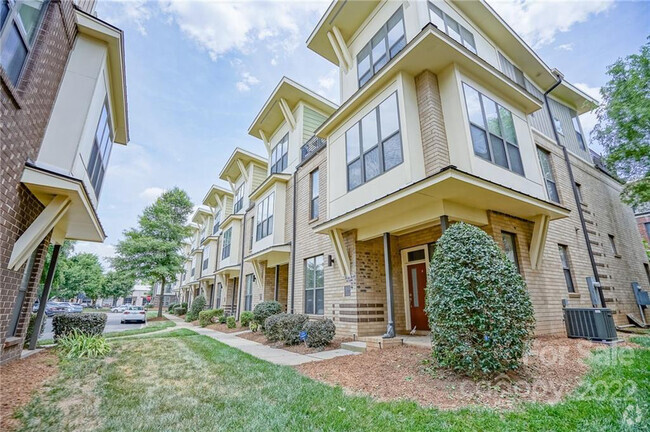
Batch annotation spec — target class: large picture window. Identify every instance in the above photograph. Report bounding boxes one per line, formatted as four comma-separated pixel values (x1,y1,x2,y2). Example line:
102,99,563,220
463,83,524,176
255,192,274,241
558,245,575,293
537,147,560,203
428,2,476,54
305,255,324,315
356,8,405,88
244,274,254,311
346,92,402,191
233,185,244,213
270,134,288,174
86,102,114,196
222,227,232,259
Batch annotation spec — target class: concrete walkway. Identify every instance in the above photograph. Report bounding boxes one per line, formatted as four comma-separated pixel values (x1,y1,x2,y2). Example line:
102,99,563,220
163,313,359,366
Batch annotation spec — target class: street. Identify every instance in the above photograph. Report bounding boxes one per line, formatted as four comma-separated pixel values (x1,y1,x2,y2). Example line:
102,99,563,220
40,312,145,340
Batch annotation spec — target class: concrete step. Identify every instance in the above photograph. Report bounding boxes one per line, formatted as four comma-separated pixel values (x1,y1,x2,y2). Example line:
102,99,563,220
340,341,367,353
357,336,404,350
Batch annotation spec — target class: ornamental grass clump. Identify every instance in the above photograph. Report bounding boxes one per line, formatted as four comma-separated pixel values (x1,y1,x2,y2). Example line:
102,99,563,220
425,222,535,377
57,330,111,358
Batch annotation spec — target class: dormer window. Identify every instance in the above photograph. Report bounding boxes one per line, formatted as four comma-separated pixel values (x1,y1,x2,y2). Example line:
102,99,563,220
86,101,114,196
356,8,405,88
271,134,288,174
234,185,244,213
428,3,476,54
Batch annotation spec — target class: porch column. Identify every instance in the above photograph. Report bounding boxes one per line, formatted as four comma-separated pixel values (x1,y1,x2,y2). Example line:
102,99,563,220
440,215,449,233
29,244,60,350
382,233,396,339
274,265,280,301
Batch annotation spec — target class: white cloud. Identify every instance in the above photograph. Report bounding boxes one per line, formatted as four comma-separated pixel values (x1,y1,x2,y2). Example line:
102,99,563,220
74,242,117,268
316,68,339,102
101,0,152,36
236,72,260,92
556,43,574,51
488,0,614,48
139,187,166,203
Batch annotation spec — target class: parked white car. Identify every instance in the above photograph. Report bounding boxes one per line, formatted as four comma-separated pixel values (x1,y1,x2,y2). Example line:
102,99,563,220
111,305,128,313
121,306,147,324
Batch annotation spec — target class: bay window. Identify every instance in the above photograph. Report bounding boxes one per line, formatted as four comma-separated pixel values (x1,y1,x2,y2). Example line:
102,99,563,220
428,3,476,54
255,192,274,241
357,8,405,87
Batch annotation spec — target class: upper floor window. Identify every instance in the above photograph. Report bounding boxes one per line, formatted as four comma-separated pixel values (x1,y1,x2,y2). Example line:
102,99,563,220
463,83,524,176
0,0,47,86
305,255,324,315
608,234,618,256
537,147,559,203
310,169,319,220
271,134,288,174
428,3,476,54
575,182,583,204
86,102,114,196
346,92,402,190
357,8,405,88
234,185,244,213
645,222,650,239
497,52,525,88
212,211,221,234
202,246,210,271
255,192,274,241
571,115,586,150
200,224,207,243
222,227,232,259
558,245,575,293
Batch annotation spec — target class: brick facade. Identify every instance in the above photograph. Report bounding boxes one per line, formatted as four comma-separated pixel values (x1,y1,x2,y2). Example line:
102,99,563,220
0,1,77,364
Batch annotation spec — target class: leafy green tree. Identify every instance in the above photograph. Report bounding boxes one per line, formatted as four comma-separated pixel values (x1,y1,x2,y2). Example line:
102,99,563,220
112,187,193,318
592,37,650,207
101,270,136,307
53,253,105,303
38,241,75,296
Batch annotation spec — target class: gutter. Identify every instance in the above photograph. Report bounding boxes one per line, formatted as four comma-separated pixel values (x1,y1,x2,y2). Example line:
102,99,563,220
543,74,606,307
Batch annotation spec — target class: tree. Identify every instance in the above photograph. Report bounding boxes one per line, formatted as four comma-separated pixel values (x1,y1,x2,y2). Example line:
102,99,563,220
101,270,136,307
425,223,535,377
112,187,193,318
592,37,650,207
53,253,105,302
38,241,75,297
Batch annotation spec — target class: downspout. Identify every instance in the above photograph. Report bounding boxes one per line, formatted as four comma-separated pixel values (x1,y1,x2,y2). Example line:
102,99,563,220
544,73,606,307
290,172,298,314
237,210,247,320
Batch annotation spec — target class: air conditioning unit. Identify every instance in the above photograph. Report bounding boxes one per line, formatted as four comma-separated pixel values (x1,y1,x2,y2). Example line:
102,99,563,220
563,307,617,341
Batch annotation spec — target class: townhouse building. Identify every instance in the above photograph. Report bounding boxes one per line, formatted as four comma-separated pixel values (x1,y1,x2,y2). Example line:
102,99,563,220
1,0,128,363
182,0,649,339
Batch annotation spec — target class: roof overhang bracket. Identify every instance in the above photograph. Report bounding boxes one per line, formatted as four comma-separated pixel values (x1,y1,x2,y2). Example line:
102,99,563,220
278,98,296,131
236,159,249,182
529,214,550,270
332,26,352,71
259,130,271,155
328,229,351,279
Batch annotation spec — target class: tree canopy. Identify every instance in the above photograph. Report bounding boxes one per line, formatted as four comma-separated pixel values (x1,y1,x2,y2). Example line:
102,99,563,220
52,252,105,301
592,37,650,207
101,270,136,306
39,241,75,292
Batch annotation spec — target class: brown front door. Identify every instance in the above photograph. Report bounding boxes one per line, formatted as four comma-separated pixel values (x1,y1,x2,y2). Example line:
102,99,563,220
407,263,429,330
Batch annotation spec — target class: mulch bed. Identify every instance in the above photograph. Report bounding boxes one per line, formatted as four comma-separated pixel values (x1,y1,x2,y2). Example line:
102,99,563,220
237,331,352,354
148,316,168,322
297,336,604,410
204,323,246,333
0,350,58,431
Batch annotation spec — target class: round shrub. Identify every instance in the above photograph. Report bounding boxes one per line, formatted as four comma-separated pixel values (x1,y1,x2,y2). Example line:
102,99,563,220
218,314,227,324
167,303,177,312
185,295,207,322
53,313,107,340
249,321,259,332
264,313,309,345
302,319,336,348
226,316,236,329
253,301,282,330
198,309,224,327
240,311,254,327
174,307,187,316
425,222,535,377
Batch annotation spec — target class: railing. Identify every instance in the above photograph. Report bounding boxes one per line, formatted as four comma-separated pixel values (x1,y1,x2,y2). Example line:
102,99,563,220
301,136,327,162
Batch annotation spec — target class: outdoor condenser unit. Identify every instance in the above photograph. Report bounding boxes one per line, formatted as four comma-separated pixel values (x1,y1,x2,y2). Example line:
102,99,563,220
563,307,618,341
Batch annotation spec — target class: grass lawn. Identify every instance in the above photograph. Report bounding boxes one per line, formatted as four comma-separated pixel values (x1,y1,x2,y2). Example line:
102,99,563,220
16,333,650,431
104,320,175,338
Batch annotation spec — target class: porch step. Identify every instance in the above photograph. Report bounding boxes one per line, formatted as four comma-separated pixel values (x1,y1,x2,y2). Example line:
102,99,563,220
357,336,404,350
340,341,367,353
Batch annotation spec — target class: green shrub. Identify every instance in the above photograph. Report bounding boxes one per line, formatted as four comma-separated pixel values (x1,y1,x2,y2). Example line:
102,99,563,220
226,316,236,329
218,314,227,324
249,321,259,332
24,313,46,347
240,311,254,327
198,309,224,327
174,307,187,316
303,319,336,348
253,301,282,330
264,313,309,345
185,295,207,322
52,313,107,340
425,222,535,377
167,303,177,312
57,330,111,358
180,302,188,309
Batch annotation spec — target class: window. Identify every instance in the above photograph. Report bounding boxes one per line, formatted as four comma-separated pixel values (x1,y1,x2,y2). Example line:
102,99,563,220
234,185,244,213
553,116,564,135
346,92,402,190
305,255,324,315
501,232,520,273
86,102,114,196
608,234,618,256
202,246,210,271
271,134,288,174
558,245,575,293
212,211,221,234
497,52,525,88
0,0,47,86
255,192,274,241
463,83,524,175
7,248,37,337
244,274,254,311
429,3,476,54
200,225,207,243
572,115,586,150
537,148,559,203
644,263,650,285
356,8,405,87
575,183,583,204
645,222,650,240
222,227,232,259
310,169,319,220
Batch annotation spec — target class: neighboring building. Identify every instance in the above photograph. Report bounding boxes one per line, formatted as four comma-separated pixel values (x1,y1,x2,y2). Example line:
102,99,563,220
1,0,128,363
636,209,650,244
151,281,178,308
188,0,650,337
124,285,150,307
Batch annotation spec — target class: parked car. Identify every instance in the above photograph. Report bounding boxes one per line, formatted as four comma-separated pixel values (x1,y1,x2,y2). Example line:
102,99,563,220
59,302,83,313
32,300,40,313
111,305,129,313
121,306,146,324
45,302,68,317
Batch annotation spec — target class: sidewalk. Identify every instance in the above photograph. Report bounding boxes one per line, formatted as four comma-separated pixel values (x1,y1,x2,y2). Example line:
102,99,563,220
163,313,359,366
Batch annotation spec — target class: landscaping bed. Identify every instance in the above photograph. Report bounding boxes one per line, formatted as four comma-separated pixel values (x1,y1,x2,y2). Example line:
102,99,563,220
1,350,58,431
297,336,603,410
238,331,351,354
205,322,246,333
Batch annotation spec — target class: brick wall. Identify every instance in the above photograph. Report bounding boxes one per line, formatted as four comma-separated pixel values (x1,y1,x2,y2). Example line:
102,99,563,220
636,214,650,243
0,1,76,364
415,70,449,176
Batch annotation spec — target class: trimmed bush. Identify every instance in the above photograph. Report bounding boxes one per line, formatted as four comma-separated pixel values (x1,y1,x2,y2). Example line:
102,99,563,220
167,303,177,312
198,309,224,327
24,313,46,347
57,330,110,358
53,313,107,340
253,301,282,330
425,222,535,377
226,316,236,329
218,314,227,324
249,321,259,332
240,311,254,327
303,319,336,348
174,307,187,316
180,302,188,309
185,295,207,322
264,313,309,345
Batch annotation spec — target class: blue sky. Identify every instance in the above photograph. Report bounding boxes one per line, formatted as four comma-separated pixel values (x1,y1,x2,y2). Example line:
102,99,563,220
79,0,650,264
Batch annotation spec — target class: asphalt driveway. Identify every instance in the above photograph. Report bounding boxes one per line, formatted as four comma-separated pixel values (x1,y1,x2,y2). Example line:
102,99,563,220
40,312,145,340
